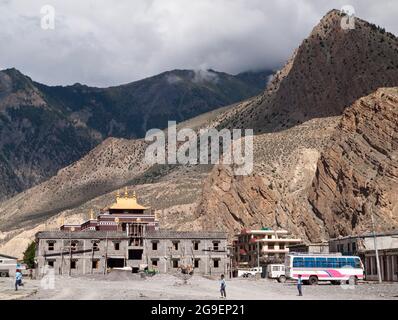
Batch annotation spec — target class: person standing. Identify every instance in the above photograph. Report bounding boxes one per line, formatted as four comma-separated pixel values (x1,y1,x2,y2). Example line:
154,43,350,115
297,275,303,296
15,269,23,291
220,274,227,298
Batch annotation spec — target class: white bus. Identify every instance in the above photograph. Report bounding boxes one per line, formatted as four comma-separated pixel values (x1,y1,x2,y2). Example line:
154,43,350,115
285,254,364,285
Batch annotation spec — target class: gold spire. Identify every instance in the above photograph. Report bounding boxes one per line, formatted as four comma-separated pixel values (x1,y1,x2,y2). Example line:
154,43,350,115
90,209,94,220
109,188,150,210
116,190,120,199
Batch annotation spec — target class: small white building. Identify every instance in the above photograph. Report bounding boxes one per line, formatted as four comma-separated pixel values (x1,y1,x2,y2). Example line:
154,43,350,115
329,231,398,282
0,254,18,277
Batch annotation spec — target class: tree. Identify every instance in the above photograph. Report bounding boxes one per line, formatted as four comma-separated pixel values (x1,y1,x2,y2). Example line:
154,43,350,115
23,241,36,269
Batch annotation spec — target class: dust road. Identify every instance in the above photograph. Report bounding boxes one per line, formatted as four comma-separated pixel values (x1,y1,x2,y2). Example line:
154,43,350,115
1,272,398,300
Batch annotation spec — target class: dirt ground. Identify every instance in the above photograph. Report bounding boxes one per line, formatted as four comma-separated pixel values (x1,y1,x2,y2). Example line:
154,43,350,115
1,271,398,300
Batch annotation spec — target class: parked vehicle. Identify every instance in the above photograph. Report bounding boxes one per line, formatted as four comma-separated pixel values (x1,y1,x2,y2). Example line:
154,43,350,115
267,264,286,283
238,267,262,278
285,253,364,285
0,254,18,277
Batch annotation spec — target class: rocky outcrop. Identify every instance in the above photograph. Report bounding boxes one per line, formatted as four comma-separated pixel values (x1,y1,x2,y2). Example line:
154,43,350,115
309,88,398,237
194,117,339,241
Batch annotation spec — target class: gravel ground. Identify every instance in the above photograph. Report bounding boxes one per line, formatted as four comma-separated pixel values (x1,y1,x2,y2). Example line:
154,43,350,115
1,272,398,300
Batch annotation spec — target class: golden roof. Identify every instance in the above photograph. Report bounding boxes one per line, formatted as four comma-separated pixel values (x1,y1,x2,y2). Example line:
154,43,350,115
109,188,150,210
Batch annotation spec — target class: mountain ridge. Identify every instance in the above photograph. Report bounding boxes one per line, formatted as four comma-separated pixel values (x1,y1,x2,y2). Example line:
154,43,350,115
0,67,271,200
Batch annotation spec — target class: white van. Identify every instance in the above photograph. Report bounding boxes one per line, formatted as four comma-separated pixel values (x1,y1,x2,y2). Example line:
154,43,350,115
267,264,286,283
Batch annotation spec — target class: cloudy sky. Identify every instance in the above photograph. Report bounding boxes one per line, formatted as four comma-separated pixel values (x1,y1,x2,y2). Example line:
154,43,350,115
0,0,397,87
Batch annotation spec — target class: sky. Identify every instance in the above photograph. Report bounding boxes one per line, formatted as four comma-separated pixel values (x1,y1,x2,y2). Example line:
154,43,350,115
0,0,397,87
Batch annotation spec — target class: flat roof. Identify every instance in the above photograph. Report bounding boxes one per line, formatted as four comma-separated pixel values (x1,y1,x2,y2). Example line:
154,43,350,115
36,231,129,240
329,230,398,241
36,230,228,240
0,253,18,260
288,242,329,247
146,230,228,240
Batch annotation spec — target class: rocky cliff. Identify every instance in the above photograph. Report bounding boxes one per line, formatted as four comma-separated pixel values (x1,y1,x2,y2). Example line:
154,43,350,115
192,10,398,241
309,87,398,237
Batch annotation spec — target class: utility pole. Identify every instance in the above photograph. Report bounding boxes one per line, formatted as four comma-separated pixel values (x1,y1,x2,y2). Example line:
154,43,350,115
257,240,260,269
370,203,382,283
104,231,109,275
60,238,64,275
68,227,75,276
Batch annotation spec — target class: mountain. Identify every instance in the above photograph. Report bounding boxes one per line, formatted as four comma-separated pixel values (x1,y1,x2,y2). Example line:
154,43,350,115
0,68,271,200
1,9,398,257
309,87,398,237
217,9,398,133
193,9,398,241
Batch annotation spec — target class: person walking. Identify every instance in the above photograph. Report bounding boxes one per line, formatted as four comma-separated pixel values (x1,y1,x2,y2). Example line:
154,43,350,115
15,269,23,291
297,275,303,296
220,274,227,298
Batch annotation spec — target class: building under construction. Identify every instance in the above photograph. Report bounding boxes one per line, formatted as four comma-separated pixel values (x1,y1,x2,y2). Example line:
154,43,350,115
35,189,229,276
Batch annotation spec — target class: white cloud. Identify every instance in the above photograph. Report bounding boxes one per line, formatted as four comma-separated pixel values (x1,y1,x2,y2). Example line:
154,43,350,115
0,0,397,87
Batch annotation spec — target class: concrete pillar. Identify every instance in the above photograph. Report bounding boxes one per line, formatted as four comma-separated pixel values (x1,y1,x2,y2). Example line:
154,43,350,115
83,240,86,275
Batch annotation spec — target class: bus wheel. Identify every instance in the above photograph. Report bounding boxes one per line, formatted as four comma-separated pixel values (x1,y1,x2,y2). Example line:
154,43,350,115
347,276,358,285
308,276,318,285
0,271,8,277
278,275,286,283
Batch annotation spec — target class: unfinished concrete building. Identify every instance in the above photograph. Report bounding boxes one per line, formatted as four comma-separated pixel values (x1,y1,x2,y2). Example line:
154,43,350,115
233,228,302,269
143,230,229,276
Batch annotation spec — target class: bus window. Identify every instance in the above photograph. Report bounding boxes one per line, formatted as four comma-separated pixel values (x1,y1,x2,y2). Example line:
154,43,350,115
304,257,316,268
338,257,347,268
316,257,327,268
354,258,361,268
327,257,337,268
346,258,355,268
293,257,304,267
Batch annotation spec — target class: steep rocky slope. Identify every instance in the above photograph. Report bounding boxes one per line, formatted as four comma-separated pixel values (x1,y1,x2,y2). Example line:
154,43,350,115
0,103,231,236
217,10,398,133
190,10,398,240
193,117,339,241
0,69,98,199
309,88,398,237
0,68,270,200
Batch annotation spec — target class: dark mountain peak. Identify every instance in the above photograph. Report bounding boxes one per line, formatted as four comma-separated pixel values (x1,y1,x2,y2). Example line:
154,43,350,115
218,10,398,134
0,67,36,92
